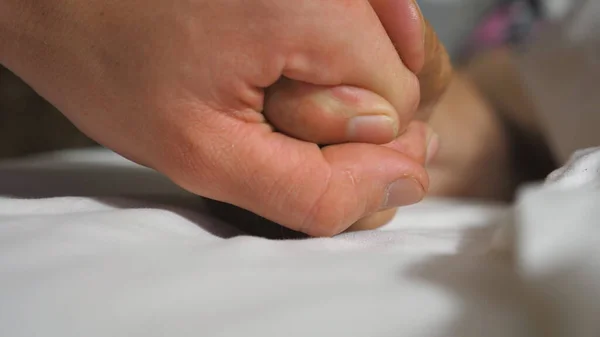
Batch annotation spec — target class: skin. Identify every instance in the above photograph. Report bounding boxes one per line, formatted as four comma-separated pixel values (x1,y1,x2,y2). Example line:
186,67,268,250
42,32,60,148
0,0,450,236
427,49,556,202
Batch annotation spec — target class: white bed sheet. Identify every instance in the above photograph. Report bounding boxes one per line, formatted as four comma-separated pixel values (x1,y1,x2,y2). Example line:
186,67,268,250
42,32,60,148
0,147,599,337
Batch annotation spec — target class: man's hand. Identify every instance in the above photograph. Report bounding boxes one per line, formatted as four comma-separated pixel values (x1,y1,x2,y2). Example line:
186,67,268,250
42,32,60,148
1,0,447,236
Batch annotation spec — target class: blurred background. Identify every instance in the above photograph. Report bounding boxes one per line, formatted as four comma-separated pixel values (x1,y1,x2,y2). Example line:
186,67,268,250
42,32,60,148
0,0,596,202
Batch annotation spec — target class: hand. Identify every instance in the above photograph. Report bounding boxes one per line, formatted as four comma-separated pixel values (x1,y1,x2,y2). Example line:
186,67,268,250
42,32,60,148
0,0,441,236
348,17,453,231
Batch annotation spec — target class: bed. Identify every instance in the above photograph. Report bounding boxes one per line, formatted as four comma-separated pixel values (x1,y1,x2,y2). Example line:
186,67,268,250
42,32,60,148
1,147,599,337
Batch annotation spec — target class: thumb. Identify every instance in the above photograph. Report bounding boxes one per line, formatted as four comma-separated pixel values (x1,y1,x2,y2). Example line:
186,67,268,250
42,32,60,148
158,112,428,237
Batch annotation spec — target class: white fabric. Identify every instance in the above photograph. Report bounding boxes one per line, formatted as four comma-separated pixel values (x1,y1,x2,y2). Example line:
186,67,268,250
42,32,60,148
1,147,600,337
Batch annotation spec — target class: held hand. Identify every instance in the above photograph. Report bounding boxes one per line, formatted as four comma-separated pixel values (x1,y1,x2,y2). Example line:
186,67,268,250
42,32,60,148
259,1,452,232
1,0,448,236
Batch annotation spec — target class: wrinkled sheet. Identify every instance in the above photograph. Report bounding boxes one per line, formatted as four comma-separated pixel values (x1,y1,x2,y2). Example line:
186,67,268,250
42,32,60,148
0,147,599,337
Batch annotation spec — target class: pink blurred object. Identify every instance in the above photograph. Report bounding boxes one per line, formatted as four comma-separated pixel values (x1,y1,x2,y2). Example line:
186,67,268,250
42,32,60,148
473,6,513,46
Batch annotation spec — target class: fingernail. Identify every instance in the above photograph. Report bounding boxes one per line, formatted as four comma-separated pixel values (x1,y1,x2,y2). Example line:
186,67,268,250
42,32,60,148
382,178,424,209
425,130,440,166
327,86,399,143
347,115,396,143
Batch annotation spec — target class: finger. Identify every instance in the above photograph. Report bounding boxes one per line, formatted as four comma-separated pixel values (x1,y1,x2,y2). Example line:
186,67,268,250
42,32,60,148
369,0,426,73
383,120,439,166
276,0,421,134
416,19,453,116
369,0,452,118
348,208,398,232
159,114,429,237
264,78,399,145
345,121,439,233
